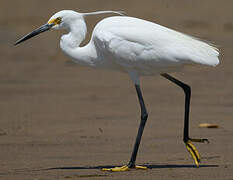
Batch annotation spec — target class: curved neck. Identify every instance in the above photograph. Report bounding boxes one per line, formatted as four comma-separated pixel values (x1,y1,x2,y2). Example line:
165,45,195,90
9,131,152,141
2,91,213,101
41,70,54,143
60,19,97,66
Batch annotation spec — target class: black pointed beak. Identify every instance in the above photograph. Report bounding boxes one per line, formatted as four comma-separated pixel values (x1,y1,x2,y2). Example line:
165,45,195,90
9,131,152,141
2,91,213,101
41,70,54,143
14,23,54,45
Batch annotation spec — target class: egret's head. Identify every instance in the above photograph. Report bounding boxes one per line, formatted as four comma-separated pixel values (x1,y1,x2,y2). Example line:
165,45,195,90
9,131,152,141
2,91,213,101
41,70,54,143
15,10,82,45
15,10,124,45
47,10,83,30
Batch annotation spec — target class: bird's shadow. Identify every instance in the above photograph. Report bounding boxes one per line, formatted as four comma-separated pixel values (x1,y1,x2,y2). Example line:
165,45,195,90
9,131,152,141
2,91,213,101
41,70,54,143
44,164,218,171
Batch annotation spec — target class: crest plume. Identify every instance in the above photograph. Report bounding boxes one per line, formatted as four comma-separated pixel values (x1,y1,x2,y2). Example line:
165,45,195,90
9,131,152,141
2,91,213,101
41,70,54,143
82,10,125,17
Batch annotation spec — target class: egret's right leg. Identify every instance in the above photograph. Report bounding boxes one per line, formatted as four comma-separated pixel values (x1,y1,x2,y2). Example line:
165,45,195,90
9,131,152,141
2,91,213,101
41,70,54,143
102,84,148,171
161,73,209,167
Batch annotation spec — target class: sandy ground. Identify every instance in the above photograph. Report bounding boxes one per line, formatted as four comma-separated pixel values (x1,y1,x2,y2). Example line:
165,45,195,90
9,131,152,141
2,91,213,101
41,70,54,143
0,0,233,179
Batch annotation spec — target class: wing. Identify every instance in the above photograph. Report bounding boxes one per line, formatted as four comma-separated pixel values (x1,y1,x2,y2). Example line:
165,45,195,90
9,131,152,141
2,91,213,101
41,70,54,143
93,16,219,73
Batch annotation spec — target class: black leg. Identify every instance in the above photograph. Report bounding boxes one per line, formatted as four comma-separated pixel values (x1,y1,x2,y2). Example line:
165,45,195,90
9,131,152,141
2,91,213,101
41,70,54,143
161,73,191,141
102,84,148,171
161,73,208,167
128,84,148,168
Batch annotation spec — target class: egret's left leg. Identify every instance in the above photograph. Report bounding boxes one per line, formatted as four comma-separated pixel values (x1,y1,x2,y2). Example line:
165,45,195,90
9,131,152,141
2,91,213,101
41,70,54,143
102,84,148,171
161,73,209,167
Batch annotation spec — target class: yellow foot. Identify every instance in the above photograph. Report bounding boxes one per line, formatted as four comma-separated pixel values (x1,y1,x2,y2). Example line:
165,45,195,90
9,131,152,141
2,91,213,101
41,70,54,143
185,138,208,167
102,165,147,172
185,140,200,167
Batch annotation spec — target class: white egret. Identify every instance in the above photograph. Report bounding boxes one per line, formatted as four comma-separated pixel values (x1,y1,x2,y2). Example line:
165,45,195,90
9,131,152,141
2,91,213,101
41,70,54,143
15,10,220,171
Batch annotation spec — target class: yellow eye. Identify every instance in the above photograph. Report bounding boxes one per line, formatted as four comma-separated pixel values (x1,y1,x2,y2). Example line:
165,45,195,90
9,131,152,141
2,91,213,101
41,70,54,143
56,17,62,24
48,17,62,25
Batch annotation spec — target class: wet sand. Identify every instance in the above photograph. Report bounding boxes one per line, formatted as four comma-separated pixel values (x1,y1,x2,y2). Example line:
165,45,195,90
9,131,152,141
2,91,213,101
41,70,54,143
0,0,233,179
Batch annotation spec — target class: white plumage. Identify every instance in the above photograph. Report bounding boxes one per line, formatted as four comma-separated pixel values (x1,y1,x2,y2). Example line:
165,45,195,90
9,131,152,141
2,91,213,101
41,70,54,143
15,10,220,171
47,10,220,84
93,16,219,75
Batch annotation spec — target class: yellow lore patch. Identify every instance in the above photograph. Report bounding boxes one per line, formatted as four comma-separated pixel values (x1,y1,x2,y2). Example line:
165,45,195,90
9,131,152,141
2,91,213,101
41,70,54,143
48,17,61,25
